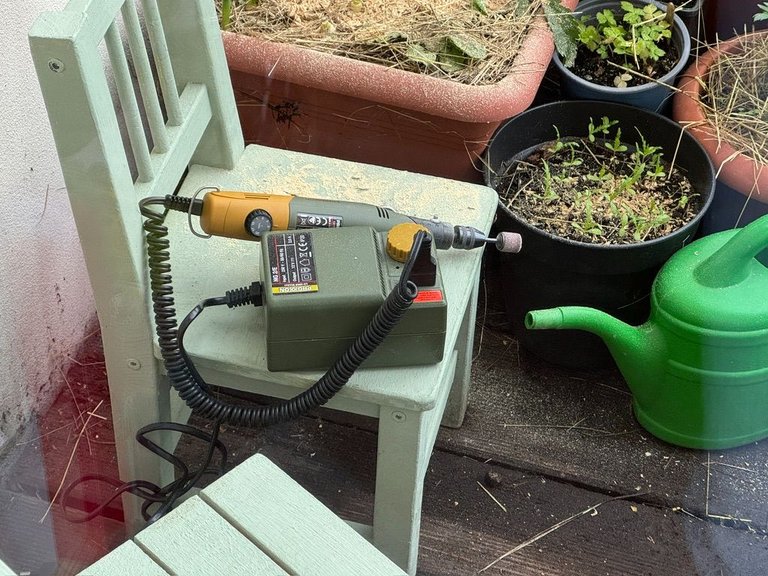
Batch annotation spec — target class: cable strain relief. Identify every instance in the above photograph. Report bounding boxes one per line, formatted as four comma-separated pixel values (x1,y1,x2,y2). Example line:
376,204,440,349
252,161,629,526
225,282,263,308
164,195,203,215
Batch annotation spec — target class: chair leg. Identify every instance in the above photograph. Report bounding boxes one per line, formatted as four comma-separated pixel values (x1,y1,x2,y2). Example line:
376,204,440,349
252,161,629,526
442,279,480,428
373,407,427,575
102,351,172,534
372,348,457,574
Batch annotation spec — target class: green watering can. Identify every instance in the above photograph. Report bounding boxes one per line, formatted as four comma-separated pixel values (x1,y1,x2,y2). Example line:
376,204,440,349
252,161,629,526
526,214,768,450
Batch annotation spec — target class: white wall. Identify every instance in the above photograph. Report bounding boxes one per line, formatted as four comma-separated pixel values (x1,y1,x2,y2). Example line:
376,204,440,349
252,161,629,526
0,0,96,451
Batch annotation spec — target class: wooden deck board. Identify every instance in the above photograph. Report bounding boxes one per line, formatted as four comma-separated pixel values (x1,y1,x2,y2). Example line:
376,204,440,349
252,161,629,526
416,450,768,576
436,256,768,527
178,406,768,576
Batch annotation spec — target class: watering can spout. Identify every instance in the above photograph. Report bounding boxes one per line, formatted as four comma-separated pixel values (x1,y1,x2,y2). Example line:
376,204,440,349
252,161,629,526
526,307,659,395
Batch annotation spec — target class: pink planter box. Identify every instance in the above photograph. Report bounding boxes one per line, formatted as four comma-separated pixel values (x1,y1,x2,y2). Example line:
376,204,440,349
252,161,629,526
222,5,575,182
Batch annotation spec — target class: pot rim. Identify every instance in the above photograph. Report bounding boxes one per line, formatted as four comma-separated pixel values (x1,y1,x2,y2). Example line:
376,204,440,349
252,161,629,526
672,30,768,200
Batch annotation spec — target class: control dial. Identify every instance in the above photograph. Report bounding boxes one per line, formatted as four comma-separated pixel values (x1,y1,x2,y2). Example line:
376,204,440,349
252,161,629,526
244,209,273,238
386,223,429,262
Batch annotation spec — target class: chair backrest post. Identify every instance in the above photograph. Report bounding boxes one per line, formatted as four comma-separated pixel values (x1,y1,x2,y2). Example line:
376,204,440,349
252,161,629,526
29,4,169,504
155,0,244,170
30,6,146,275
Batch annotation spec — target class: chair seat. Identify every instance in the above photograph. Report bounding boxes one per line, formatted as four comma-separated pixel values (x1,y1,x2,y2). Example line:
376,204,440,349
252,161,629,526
163,144,498,412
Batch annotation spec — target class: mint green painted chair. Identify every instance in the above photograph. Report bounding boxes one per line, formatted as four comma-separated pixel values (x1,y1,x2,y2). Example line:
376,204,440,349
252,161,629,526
29,1,497,573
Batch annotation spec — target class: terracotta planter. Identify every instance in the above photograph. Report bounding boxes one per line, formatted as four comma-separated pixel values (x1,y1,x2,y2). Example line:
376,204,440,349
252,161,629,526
222,2,577,183
672,31,768,238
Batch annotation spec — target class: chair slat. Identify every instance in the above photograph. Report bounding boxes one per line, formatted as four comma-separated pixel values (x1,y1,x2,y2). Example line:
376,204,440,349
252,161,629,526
75,541,166,576
142,0,183,126
201,454,407,576
133,83,212,200
121,1,169,153
154,0,244,169
135,497,289,576
105,22,154,183
0,556,15,576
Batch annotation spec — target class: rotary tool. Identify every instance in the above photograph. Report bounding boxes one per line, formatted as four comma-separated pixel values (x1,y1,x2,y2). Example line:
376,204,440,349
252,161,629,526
188,190,522,254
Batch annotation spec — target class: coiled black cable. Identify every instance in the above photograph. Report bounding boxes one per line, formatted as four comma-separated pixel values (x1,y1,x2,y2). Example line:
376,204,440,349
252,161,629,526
139,195,421,428
61,419,226,523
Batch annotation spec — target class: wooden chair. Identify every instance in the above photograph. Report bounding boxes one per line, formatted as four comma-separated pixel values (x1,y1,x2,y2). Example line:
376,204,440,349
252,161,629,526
29,1,497,573
77,454,408,575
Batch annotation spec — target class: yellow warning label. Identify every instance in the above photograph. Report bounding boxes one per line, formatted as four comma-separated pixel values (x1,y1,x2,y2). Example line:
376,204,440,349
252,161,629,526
272,284,319,295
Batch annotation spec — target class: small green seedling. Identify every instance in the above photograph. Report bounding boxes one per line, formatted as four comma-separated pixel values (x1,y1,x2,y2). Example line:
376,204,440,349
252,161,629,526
577,2,672,63
499,116,695,244
565,1,674,85
219,0,259,30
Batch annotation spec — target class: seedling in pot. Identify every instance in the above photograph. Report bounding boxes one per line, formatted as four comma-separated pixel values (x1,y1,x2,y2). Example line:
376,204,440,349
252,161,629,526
495,116,696,244
564,1,677,88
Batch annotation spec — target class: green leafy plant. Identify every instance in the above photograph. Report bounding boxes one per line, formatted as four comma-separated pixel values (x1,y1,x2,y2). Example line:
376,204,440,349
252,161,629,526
755,2,768,22
219,0,258,30
576,1,672,70
497,116,696,244
544,0,581,68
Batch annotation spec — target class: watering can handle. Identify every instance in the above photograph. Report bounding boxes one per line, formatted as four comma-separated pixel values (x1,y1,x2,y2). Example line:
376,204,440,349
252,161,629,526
695,213,768,288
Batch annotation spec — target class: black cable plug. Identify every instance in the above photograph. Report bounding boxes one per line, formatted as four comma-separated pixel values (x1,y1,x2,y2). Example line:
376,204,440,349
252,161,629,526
225,282,263,308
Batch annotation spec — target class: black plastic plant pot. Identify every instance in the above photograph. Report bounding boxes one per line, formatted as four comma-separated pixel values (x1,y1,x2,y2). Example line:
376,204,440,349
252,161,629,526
485,101,715,369
553,0,691,113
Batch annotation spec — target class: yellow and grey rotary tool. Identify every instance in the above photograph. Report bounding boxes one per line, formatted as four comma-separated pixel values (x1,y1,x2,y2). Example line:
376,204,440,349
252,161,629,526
187,190,522,254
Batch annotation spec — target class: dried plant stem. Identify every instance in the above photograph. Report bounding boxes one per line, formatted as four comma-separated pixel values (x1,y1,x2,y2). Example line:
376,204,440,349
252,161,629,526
59,365,84,425
39,400,105,524
479,493,643,572
14,422,73,446
703,33,768,167
476,481,507,513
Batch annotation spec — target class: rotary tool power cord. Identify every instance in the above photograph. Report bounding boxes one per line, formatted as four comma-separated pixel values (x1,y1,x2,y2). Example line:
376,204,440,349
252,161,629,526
62,420,226,524
63,194,423,524
140,194,422,427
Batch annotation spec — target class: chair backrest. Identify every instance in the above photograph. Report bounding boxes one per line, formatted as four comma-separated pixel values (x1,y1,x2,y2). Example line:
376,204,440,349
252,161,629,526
29,0,243,278
27,0,244,429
